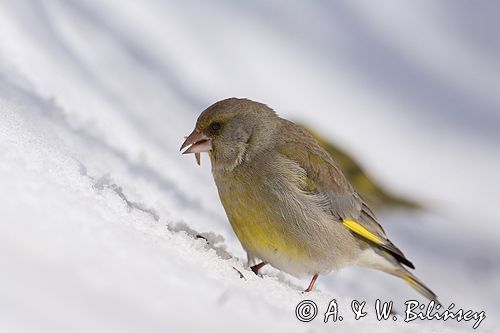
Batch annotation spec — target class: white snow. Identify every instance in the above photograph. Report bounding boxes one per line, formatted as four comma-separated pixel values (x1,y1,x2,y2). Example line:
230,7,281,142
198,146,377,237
0,1,499,332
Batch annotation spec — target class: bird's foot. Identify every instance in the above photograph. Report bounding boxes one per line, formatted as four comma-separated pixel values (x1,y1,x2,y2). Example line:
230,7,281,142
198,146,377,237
304,274,319,292
250,261,267,275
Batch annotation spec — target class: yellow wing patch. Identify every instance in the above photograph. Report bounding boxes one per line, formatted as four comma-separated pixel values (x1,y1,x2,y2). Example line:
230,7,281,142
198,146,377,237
343,219,383,245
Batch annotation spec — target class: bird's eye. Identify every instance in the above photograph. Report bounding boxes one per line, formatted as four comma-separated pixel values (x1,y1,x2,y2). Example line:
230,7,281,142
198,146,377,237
210,122,222,132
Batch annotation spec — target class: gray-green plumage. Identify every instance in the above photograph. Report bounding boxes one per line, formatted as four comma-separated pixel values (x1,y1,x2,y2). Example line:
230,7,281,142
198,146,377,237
181,97,437,301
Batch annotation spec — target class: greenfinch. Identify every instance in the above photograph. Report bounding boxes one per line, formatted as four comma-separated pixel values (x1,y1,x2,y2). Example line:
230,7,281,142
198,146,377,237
180,98,437,300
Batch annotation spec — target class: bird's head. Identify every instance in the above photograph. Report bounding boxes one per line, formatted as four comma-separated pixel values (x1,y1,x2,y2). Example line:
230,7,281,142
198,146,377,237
180,98,278,171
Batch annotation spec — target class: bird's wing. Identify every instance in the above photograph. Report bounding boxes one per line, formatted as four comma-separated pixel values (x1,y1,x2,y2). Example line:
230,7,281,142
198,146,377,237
276,122,414,268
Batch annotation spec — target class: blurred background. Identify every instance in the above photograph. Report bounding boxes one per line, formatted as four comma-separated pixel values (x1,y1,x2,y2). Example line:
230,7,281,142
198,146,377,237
0,1,499,332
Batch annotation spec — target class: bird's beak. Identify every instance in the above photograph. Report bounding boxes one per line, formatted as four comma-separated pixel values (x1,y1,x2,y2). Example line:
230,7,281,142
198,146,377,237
180,129,212,166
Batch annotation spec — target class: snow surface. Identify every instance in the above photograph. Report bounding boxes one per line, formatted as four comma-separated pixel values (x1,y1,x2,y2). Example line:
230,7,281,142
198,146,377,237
1,1,499,332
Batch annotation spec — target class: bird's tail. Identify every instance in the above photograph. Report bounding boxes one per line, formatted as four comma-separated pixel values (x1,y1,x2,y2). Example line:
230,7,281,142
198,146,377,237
359,250,438,302
391,268,439,303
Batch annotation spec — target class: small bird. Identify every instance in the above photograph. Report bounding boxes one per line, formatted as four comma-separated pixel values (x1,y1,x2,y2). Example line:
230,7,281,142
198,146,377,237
180,98,437,300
